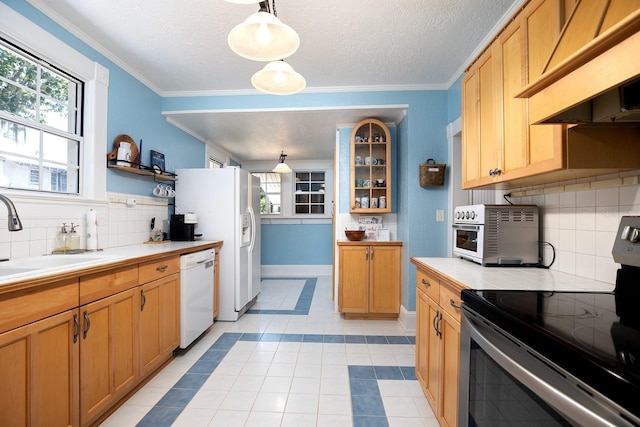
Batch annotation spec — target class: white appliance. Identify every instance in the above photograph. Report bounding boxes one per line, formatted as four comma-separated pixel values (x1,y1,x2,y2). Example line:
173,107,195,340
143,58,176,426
179,248,215,348
176,167,261,321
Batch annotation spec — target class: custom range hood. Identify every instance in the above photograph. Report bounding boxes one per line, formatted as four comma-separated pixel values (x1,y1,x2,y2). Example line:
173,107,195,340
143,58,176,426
518,1,640,125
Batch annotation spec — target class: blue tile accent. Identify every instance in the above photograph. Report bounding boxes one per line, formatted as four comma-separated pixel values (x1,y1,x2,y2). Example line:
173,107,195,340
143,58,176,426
374,366,404,380
345,334,367,343
187,359,220,375
400,366,417,380
323,334,345,343
387,335,411,344
351,395,386,416
199,349,227,363
302,334,324,342
281,333,304,342
173,373,209,389
246,277,317,315
260,333,283,341
348,365,376,379
365,335,389,344
350,379,381,396
136,407,184,427
154,388,198,408
407,335,416,345
239,332,263,341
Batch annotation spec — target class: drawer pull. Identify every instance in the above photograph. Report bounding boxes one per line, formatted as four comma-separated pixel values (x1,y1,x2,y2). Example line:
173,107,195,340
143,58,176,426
450,299,461,310
73,314,80,343
156,265,168,273
83,311,91,339
421,278,430,287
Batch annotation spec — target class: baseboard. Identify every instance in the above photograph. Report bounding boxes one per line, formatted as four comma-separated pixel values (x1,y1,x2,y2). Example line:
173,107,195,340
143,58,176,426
261,265,332,277
398,305,416,334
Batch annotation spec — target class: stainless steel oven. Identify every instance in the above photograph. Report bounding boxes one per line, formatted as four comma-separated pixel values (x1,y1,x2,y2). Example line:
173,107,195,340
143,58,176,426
453,204,539,266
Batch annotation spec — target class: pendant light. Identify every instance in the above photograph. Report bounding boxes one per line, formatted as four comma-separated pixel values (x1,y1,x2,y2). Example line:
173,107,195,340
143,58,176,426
227,2,299,62
252,60,305,95
223,0,260,3
272,151,292,173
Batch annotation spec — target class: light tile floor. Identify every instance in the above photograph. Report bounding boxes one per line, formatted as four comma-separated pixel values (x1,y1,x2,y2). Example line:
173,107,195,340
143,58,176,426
101,276,438,427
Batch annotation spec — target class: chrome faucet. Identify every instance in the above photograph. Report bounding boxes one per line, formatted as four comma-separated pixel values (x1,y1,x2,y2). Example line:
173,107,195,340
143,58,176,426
0,194,23,231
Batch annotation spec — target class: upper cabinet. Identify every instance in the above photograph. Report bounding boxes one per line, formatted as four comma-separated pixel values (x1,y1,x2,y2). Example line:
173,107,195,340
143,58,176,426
350,118,392,213
462,0,640,189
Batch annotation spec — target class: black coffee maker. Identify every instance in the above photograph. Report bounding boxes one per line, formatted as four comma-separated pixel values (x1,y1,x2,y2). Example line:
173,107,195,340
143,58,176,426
170,213,196,241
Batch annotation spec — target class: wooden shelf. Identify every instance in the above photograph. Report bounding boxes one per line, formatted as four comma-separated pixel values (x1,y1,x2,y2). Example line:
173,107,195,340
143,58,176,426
107,162,177,181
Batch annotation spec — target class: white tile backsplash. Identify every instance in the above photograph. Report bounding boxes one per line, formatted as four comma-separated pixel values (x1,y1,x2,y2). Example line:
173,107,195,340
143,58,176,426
0,192,169,260
508,170,640,284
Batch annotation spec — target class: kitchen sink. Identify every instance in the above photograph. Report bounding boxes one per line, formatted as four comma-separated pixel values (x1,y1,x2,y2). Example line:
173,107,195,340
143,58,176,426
0,267,39,277
14,256,103,269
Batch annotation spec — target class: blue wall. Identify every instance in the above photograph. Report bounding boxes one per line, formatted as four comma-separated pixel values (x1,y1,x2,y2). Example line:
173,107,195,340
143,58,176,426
261,223,333,265
4,0,206,197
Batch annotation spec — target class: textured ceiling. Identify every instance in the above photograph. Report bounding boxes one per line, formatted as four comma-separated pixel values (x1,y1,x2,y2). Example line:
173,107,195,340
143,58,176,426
27,0,522,161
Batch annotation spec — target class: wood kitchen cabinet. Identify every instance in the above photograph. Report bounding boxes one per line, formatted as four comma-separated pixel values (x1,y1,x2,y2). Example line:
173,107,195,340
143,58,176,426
79,287,139,426
337,241,402,318
462,0,640,189
414,265,463,427
0,309,79,427
350,118,392,213
139,256,180,376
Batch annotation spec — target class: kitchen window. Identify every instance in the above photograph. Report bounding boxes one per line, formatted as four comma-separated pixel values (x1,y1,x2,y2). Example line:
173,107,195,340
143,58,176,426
0,39,82,194
294,171,325,214
252,172,281,215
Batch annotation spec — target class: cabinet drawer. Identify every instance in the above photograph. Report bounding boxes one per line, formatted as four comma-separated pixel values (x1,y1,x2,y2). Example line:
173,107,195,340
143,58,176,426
139,256,180,284
439,282,462,323
416,269,439,302
0,279,78,334
80,265,138,305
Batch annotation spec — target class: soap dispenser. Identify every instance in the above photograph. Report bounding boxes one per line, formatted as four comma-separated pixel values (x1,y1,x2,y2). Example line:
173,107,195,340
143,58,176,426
54,223,69,253
68,223,80,251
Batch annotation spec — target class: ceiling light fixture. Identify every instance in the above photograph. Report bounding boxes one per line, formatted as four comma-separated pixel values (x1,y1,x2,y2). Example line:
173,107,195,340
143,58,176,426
272,151,292,173
227,1,300,62
251,60,305,95
223,0,261,4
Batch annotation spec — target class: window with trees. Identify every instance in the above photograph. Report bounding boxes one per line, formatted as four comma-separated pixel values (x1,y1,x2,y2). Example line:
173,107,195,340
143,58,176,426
0,38,83,193
252,172,281,215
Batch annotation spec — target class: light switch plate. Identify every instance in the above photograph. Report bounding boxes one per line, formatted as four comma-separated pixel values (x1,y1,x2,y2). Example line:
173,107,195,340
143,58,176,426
436,209,445,222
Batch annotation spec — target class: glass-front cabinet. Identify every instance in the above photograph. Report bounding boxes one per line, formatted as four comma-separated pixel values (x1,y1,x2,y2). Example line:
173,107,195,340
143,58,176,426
350,118,391,213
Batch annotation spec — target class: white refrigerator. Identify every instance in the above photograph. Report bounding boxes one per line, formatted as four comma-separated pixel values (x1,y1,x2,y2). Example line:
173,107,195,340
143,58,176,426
176,167,261,321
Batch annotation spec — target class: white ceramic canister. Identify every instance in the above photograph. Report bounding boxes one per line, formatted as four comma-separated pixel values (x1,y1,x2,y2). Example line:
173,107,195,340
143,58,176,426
361,196,369,208
379,196,387,209
117,141,131,166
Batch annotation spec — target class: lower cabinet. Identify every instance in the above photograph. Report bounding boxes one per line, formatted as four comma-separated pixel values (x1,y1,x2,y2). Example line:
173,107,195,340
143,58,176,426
415,266,462,427
338,241,402,318
79,287,140,426
140,273,180,376
0,309,79,427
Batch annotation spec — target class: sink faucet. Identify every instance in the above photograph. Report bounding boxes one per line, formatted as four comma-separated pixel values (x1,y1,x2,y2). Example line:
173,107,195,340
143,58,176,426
0,194,23,231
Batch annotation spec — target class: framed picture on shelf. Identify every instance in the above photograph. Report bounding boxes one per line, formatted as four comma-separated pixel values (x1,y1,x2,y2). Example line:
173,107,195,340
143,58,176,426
150,150,165,174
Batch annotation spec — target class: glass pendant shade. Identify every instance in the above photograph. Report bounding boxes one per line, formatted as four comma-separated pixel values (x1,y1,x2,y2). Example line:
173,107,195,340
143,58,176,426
223,0,261,3
251,60,305,95
228,11,300,61
272,161,292,173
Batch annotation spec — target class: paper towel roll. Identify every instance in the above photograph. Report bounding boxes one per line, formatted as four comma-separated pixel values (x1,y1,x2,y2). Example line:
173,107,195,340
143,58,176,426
86,210,98,250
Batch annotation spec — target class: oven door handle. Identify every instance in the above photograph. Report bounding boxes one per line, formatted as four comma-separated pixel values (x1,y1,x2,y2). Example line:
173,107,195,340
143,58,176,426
463,313,619,427
452,224,480,231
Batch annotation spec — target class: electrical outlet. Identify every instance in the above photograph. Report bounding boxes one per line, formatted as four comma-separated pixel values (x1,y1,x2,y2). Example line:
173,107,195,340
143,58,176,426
436,209,445,222
126,198,136,206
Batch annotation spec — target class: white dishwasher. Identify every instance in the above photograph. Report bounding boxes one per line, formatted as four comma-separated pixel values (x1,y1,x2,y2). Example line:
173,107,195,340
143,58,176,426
179,248,215,349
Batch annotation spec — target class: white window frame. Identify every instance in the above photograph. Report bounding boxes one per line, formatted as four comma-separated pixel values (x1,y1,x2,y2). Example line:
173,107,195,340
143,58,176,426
0,3,109,202
294,170,326,215
252,172,282,215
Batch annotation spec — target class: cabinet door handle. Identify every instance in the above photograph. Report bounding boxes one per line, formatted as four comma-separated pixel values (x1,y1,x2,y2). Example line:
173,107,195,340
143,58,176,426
365,247,369,260
450,299,461,310
370,248,374,260
82,310,90,339
141,289,146,311
73,313,80,343
156,265,168,273
432,310,439,334
421,278,430,287
436,312,443,339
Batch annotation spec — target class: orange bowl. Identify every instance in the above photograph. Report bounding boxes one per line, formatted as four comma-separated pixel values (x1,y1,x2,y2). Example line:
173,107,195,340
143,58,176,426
345,230,365,241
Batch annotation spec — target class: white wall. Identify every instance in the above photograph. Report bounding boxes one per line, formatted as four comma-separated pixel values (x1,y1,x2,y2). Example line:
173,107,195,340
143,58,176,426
0,193,169,259
505,171,640,285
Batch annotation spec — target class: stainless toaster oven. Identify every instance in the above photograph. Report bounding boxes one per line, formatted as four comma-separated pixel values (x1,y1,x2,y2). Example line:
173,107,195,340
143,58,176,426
452,204,539,266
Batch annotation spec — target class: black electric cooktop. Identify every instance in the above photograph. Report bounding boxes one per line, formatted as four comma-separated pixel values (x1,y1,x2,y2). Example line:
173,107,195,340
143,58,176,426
462,288,640,420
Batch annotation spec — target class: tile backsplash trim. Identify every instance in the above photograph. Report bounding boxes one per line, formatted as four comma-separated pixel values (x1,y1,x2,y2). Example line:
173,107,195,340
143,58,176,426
0,192,169,260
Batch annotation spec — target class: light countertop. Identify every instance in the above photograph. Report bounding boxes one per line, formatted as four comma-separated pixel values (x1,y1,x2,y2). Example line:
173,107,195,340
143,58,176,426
411,257,615,293
0,240,222,290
